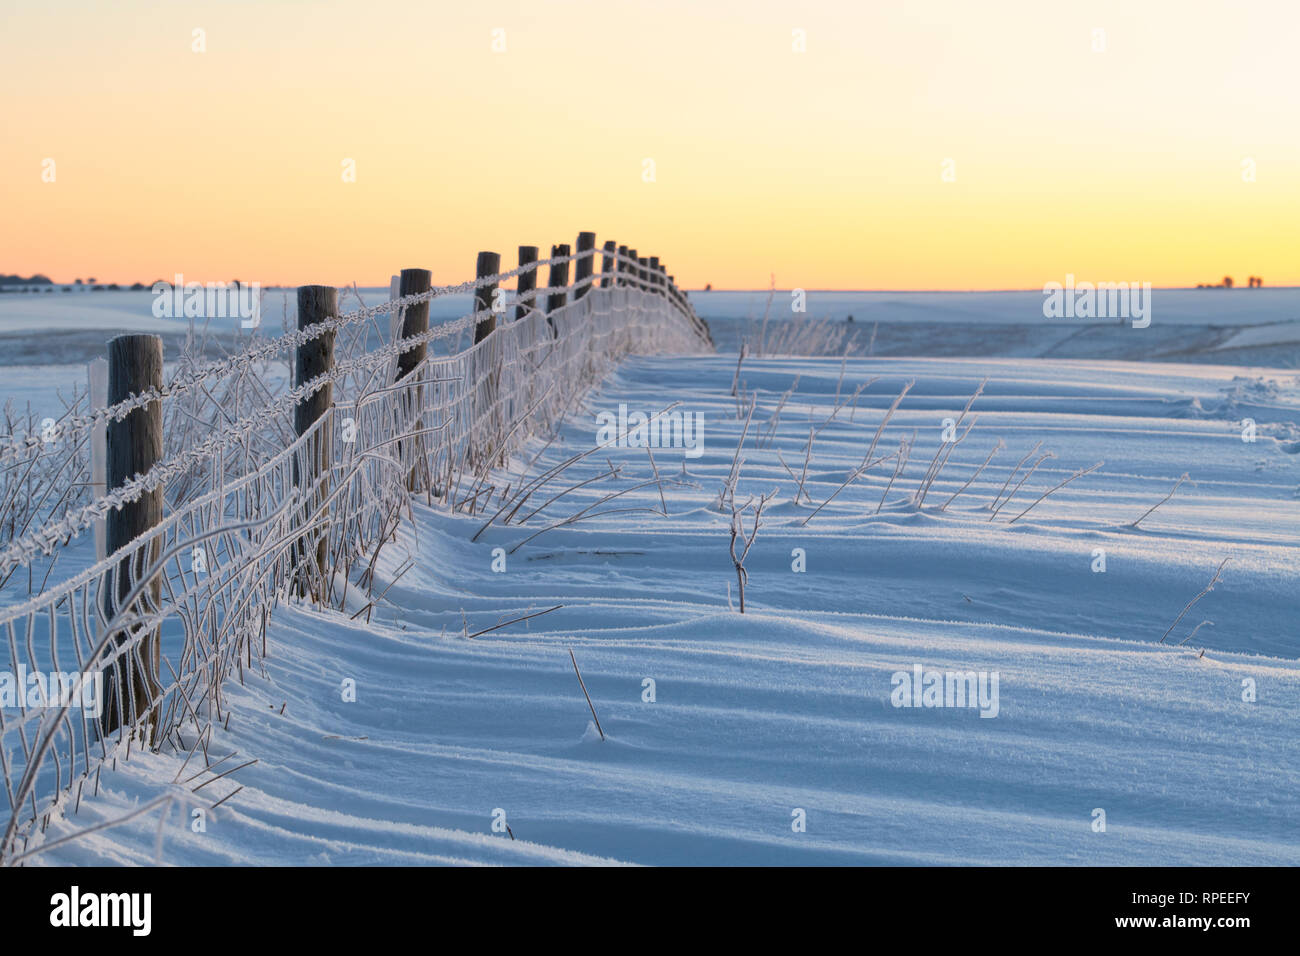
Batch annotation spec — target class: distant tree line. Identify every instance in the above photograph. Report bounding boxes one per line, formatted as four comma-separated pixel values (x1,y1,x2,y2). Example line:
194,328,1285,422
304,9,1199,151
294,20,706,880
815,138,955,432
1195,275,1264,289
0,276,247,294
1190,274,1263,290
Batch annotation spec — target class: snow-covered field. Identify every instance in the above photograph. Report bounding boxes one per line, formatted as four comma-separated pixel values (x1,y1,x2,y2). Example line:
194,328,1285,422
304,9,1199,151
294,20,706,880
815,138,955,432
23,347,1300,866
1,287,1296,417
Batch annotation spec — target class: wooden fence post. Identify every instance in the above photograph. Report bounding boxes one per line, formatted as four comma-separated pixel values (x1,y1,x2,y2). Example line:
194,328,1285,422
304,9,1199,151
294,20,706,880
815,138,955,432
667,272,684,314
470,251,503,468
574,231,597,300
515,246,539,322
473,251,501,343
546,244,571,316
600,241,616,289
616,244,630,288
292,286,337,595
393,269,431,490
396,268,431,378
649,257,662,295
637,256,649,289
627,248,639,290
100,334,164,739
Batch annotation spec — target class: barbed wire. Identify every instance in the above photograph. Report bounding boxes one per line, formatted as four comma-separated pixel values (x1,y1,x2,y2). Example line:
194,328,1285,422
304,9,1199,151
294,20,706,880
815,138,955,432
0,284,708,860
0,248,694,466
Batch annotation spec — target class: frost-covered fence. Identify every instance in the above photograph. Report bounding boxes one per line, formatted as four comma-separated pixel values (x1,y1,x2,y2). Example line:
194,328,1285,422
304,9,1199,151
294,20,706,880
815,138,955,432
0,242,711,862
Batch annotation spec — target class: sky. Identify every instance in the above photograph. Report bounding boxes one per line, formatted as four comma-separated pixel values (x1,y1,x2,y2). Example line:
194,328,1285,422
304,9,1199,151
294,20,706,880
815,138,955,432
1,0,1297,290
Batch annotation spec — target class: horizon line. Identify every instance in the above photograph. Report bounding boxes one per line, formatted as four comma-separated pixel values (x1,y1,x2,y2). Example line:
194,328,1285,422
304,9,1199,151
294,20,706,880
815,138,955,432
5,280,1298,295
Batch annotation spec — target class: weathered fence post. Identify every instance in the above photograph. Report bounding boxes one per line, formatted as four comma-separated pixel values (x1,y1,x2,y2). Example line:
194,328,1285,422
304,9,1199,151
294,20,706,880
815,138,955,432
292,286,337,596
100,334,164,740
637,256,649,289
515,246,539,322
546,244,571,316
649,257,662,295
471,252,503,469
668,272,688,315
392,270,431,490
600,241,616,289
473,251,501,343
616,244,630,288
396,268,431,378
574,232,597,301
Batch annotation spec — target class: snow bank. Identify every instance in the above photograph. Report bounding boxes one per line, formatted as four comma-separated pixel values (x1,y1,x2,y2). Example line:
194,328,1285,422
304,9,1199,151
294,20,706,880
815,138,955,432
27,353,1299,865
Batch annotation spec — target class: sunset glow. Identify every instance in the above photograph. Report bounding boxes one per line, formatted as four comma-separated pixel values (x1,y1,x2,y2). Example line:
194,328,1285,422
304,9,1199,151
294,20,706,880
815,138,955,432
3,0,1297,289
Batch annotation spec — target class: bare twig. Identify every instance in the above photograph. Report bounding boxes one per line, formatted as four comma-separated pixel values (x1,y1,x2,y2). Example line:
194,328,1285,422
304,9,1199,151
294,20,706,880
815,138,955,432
940,438,1004,511
1159,558,1228,644
569,649,604,740
989,450,1055,520
1131,472,1189,529
876,432,914,513
799,452,892,526
467,604,563,639
730,344,748,399
1176,620,1214,648
861,380,913,471
729,489,776,612
1007,460,1104,524
988,440,1042,513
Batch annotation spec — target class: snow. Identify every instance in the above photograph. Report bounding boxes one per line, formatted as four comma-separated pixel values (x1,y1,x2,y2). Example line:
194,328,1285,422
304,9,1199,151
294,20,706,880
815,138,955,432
691,287,1300,325
21,349,1299,866
0,288,469,337
1,286,1296,421
1216,321,1300,351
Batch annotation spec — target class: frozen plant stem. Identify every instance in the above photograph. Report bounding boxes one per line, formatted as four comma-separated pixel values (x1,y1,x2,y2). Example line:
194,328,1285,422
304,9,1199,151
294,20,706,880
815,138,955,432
729,490,774,613
1176,620,1214,647
941,438,1004,512
861,380,913,471
569,649,604,741
988,440,1042,514
801,452,892,526
1007,460,1104,524
1159,558,1228,644
730,344,748,399
1131,472,1189,529
877,432,914,514
915,414,977,509
760,375,800,448
645,446,667,515
466,604,562,639
509,478,665,554
796,426,814,504
812,379,874,440
989,450,1055,520
716,394,756,511
914,379,986,508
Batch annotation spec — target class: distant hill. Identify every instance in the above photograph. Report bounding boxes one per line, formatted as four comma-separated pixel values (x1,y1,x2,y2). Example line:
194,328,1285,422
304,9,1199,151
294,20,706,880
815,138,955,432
0,274,53,286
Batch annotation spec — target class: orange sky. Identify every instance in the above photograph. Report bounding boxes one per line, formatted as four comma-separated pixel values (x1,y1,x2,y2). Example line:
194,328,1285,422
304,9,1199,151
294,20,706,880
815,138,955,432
2,0,1297,290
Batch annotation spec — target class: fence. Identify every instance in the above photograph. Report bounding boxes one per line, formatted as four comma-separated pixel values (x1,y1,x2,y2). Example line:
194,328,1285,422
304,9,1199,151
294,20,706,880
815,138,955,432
0,238,711,863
